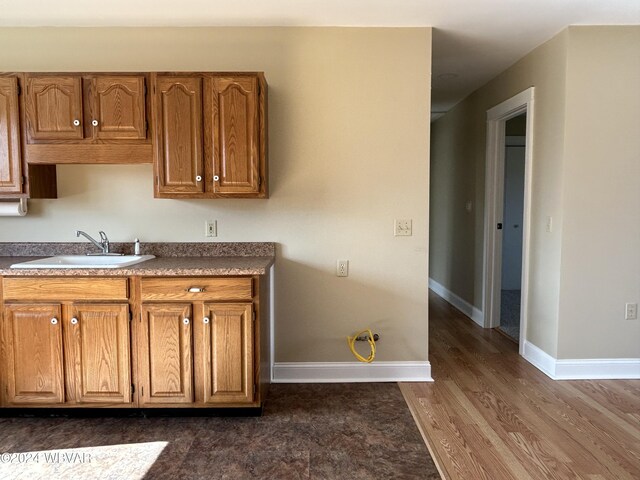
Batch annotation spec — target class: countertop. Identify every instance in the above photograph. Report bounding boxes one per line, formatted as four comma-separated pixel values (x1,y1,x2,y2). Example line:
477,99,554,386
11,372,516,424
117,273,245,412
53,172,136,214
0,242,275,276
0,256,274,276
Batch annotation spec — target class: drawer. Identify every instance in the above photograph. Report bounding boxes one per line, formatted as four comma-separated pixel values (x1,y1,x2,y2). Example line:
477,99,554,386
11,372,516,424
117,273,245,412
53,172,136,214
140,277,253,302
3,277,129,301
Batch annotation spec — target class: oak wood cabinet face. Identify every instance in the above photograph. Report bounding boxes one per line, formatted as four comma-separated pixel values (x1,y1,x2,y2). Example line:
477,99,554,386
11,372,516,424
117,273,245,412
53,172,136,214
2,301,132,406
0,77,23,194
153,76,204,195
92,76,147,140
139,303,194,405
25,74,147,143
65,304,131,404
211,77,260,195
200,303,254,404
3,304,65,405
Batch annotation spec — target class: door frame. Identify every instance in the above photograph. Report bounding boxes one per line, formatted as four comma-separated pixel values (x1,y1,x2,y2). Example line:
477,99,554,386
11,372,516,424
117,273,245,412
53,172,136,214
482,87,534,356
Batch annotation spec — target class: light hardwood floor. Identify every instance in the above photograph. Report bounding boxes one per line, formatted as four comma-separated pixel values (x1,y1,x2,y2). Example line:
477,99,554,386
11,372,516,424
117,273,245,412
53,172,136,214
401,292,640,480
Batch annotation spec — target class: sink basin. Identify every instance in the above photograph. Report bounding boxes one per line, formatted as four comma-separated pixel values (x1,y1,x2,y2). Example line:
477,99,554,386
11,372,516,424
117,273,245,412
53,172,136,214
10,255,156,269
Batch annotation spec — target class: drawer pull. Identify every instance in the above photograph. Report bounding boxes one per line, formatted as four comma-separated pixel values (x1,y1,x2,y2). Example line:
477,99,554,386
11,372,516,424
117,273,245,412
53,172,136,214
51,317,58,325
188,287,206,293
71,317,78,325
203,317,210,324
183,318,190,325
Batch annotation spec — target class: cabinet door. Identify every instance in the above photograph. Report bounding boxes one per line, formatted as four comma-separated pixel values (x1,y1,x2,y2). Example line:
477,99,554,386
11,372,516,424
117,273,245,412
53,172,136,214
25,75,84,141
211,77,260,195
65,304,131,404
3,304,64,405
200,303,254,404
153,76,204,195
139,303,194,404
92,76,147,140
0,77,22,194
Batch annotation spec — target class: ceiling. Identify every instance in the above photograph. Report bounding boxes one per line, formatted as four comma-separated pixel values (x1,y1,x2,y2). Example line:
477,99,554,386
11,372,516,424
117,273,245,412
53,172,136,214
1,0,638,115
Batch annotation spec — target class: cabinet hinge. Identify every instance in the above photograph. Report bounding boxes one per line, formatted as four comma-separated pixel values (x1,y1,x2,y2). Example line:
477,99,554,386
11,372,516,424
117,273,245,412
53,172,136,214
253,384,257,395
131,384,135,394
252,311,256,323
21,175,26,186
129,310,133,321
16,83,21,96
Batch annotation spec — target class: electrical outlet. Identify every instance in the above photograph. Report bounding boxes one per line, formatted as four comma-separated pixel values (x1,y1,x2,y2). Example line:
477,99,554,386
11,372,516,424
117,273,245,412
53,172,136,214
394,219,412,236
625,303,637,320
337,260,349,277
205,220,217,237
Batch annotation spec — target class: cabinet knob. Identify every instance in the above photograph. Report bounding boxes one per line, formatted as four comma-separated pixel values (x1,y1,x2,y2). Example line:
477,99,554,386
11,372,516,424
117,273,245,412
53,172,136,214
183,318,190,325
73,120,81,127
203,317,210,324
195,175,202,182
91,119,99,127
213,175,220,182
188,287,205,293
51,317,58,325
71,317,78,325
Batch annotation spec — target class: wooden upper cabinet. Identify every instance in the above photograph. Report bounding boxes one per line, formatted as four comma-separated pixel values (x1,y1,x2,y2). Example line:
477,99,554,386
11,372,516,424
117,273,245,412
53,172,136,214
152,73,267,199
25,75,84,141
153,76,204,195
200,303,254,404
0,77,23,194
25,74,148,144
64,304,131,404
139,303,194,404
3,304,65,405
210,76,261,196
92,76,146,140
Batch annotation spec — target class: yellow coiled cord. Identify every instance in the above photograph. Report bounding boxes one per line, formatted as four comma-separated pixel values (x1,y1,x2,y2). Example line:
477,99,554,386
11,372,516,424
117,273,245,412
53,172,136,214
347,329,376,363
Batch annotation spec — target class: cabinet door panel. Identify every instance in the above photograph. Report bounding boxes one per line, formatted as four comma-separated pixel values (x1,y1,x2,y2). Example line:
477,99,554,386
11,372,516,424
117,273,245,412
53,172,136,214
201,303,253,404
140,304,193,404
212,77,260,195
26,76,83,141
154,76,203,195
93,76,147,140
3,304,64,405
0,77,22,194
66,304,131,404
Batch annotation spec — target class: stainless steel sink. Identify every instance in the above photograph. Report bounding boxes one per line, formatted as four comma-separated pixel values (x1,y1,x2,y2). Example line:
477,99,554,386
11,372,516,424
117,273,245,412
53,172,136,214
10,255,156,269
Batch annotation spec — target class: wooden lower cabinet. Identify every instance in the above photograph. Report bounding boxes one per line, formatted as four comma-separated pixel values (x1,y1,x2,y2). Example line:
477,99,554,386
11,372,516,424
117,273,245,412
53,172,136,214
139,303,194,404
200,303,254,404
1,302,131,406
64,303,131,404
3,304,64,405
0,274,268,410
138,301,255,407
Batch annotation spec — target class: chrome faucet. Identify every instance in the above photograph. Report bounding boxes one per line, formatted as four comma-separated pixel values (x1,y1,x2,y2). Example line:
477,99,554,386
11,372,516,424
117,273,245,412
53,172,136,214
76,230,121,256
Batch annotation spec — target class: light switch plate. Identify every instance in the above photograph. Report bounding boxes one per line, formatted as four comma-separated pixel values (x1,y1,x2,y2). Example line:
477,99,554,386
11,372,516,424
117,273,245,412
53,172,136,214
394,219,412,236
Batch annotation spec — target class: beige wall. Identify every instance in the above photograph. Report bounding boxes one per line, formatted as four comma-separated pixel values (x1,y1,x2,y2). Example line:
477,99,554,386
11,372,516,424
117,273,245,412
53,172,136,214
430,30,569,356
557,26,640,359
430,25,640,360
0,27,432,363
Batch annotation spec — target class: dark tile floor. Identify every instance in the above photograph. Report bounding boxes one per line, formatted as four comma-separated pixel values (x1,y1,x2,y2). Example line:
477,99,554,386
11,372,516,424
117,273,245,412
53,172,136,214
0,383,440,479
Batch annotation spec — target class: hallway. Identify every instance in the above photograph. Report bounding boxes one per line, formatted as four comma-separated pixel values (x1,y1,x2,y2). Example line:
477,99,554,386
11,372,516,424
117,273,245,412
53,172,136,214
401,292,640,480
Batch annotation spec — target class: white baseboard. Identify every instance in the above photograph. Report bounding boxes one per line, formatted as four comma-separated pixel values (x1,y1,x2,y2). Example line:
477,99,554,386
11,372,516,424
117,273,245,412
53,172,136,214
523,341,640,380
272,361,432,383
429,278,484,327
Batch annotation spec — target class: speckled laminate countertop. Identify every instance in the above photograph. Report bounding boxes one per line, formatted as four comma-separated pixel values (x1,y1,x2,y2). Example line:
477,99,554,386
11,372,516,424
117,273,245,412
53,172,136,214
0,242,275,276
0,256,274,276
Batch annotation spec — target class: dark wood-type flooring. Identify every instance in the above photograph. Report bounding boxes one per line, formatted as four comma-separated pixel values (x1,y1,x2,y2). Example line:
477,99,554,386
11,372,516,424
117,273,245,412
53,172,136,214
401,291,640,480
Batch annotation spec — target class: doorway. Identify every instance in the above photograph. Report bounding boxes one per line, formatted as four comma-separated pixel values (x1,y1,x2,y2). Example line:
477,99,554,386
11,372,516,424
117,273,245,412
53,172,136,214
483,88,534,356
499,116,526,342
